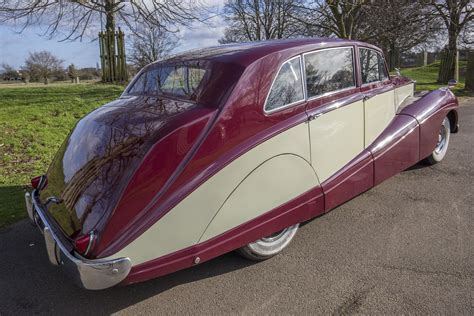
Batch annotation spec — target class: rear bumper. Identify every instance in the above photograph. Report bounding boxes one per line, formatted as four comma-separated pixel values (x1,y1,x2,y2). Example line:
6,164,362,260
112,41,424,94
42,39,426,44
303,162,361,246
25,190,132,290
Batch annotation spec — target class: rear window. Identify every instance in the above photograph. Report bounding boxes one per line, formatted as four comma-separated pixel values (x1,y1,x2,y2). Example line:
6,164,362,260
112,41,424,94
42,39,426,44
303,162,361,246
126,64,207,100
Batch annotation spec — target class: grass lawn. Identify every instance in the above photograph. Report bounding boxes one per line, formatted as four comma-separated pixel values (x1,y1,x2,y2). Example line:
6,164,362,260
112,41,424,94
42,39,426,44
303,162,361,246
398,61,472,97
0,83,123,228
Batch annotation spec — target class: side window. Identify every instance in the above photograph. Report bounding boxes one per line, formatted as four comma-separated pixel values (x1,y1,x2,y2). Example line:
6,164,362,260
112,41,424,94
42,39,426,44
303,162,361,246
265,57,304,112
304,47,355,98
360,48,388,84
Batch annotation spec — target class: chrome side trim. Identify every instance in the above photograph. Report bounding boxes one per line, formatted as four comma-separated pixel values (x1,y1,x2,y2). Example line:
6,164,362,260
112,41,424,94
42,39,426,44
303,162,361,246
307,93,365,118
27,191,132,290
307,86,357,102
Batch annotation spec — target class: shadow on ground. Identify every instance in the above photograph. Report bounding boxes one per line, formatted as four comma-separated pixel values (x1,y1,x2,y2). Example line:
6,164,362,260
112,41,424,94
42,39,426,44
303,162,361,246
0,219,256,315
0,185,27,228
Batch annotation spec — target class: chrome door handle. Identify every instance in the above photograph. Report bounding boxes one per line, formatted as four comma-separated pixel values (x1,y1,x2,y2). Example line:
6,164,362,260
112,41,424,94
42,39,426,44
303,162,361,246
308,113,322,121
363,95,373,102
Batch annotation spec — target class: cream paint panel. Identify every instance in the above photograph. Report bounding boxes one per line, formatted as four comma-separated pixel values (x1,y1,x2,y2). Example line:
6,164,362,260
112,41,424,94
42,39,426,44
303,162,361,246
395,83,414,109
309,100,364,183
364,90,396,146
107,122,317,265
199,154,318,242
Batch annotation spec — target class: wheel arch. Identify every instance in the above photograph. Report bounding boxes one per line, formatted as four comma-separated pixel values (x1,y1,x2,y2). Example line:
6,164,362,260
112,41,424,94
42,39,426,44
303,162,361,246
198,153,320,243
447,109,458,133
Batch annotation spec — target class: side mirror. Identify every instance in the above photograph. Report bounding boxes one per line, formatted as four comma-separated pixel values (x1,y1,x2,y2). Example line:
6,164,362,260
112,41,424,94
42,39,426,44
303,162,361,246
447,79,457,89
394,68,401,76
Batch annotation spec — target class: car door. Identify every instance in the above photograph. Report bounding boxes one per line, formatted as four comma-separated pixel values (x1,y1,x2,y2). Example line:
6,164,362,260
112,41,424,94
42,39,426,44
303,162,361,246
304,47,373,211
359,47,395,147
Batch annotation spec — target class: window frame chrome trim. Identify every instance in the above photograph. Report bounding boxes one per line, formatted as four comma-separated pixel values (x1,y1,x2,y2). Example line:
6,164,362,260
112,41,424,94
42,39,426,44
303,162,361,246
264,55,306,114
302,46,357,102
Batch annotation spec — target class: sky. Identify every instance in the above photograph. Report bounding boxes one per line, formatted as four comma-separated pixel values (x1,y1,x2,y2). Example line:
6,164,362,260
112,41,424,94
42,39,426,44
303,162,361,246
0,2,226,69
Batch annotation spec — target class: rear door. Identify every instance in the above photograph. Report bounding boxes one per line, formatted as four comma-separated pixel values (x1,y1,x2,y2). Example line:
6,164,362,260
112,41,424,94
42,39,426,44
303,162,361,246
359,47,395,147
304,46,365,184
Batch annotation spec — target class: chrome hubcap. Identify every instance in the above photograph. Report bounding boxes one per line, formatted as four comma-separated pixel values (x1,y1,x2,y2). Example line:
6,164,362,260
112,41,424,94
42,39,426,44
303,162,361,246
435,124,447,154
261,228,288,242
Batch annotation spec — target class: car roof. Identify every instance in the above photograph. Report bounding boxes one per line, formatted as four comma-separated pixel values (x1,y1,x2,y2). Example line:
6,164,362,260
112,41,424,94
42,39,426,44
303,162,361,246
159,38,382,67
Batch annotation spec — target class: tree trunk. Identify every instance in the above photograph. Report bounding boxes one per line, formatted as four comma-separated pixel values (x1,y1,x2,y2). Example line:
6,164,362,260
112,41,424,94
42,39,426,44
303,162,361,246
105,0,116,32
437,26,457,84
465,51,474,92
388,44,399,71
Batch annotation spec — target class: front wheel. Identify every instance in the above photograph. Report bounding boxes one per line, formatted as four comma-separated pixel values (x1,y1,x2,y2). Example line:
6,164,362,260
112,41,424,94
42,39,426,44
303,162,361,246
237,224,299,261
424,116,451,165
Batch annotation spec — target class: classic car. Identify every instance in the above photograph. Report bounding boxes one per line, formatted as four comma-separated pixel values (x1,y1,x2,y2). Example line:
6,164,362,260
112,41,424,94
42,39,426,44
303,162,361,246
25,38,459,290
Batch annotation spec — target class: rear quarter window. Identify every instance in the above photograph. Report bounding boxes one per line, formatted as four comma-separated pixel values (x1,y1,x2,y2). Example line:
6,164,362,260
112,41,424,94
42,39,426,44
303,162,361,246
264,56,304,112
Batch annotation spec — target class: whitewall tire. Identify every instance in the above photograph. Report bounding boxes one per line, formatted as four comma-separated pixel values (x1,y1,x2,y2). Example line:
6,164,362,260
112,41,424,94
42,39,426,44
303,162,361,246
237,224,299,261
424,116,451,165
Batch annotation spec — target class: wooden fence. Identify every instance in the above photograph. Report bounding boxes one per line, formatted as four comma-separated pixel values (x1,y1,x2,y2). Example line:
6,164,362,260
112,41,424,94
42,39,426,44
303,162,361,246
99,28,128,83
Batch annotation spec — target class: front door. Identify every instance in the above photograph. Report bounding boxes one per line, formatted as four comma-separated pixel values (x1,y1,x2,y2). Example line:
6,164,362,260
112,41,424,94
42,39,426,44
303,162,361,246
359,47,395,147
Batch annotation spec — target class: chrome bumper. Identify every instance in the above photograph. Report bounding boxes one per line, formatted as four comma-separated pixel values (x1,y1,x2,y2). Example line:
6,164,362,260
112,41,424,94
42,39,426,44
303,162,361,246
25,191,132,290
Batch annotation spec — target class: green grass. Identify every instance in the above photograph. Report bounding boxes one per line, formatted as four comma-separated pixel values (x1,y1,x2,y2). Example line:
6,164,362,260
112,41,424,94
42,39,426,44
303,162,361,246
0,83,123,228
397,61,472,97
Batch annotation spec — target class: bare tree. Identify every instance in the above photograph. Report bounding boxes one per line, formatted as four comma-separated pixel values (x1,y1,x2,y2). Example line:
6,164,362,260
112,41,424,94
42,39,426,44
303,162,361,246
219,0,306,43
0,0,211,41
425,0,473,83
295,0,368,40
24,51,64,82
360,0,440,70
129,27,179,70
1,63,18,79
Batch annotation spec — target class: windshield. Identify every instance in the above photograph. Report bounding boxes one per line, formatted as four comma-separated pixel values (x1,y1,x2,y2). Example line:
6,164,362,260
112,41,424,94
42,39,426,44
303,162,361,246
126,63,208,100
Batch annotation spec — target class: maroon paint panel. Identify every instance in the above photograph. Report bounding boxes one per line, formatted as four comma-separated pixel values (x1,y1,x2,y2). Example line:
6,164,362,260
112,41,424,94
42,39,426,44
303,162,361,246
398,89,458,160
368,115,420,186
122,186,324,285
97,110,216,254
322,150,374,212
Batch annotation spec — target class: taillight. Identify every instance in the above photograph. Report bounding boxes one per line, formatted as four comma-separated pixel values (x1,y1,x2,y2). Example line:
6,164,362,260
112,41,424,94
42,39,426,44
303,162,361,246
31,175,48,190
74,231,96,256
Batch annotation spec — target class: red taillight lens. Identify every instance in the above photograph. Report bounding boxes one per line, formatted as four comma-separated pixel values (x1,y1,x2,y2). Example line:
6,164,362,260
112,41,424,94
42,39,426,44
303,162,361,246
31,175,48,190
74,231,96,256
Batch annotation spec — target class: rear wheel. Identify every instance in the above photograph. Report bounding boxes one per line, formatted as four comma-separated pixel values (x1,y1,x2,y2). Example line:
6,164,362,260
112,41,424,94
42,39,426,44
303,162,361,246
424,116,451,165
237,224,299,261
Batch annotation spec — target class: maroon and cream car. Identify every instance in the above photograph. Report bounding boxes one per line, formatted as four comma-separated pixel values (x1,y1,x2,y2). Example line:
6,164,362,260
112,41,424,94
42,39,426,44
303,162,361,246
25,38,459,290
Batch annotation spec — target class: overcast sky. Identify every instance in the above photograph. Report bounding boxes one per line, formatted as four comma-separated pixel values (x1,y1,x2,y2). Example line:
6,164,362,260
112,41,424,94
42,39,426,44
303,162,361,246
0,4,226,69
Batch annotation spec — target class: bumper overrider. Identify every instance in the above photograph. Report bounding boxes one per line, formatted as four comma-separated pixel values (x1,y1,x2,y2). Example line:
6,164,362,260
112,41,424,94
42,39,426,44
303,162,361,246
25,190,132,290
